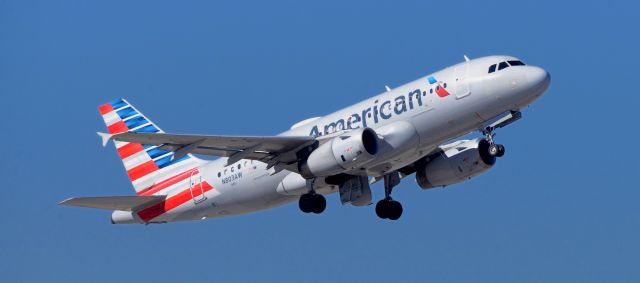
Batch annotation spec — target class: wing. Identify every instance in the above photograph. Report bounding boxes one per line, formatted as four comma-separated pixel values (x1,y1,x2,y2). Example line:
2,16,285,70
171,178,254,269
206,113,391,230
110,132,317,168
59,196,166,211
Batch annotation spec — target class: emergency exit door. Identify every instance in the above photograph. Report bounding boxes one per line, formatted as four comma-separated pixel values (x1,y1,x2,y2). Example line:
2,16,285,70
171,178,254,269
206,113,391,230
190,171,207,204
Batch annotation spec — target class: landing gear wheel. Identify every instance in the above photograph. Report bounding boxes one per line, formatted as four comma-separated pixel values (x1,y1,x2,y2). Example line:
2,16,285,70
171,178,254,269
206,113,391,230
298,193,326,214
387,200,403,220
376,200,389,219
496,144,505,157
311,194,326,214
375,199,403,220
488,143,500,156
298,194,313,213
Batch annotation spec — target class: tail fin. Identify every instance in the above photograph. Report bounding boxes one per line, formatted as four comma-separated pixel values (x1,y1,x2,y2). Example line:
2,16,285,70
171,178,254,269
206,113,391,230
98,98,202,195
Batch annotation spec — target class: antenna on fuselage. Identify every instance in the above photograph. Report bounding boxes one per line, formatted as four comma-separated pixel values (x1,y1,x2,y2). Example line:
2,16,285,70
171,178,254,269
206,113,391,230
385,85,391,91
464,55,470,62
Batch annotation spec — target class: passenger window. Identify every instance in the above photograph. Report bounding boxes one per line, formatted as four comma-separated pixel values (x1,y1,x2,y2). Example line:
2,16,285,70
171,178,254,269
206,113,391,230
218,172,221,177
498,62,509,70
508,60,525,66
238,164,241,170
488,64,497,73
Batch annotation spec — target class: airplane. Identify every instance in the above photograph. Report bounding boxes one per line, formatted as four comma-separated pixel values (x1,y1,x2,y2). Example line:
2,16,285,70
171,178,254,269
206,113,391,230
60,55,551,223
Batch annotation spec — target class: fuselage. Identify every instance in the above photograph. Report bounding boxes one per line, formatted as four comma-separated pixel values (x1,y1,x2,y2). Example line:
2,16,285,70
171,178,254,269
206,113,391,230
116,55,550,223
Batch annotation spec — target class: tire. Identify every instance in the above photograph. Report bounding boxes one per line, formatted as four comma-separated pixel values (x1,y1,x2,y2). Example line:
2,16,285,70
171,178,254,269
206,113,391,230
375,200,388,219
298,194,312,213
387,201,403,220
496,144,505,157
312,194,326,214
488,144,499,157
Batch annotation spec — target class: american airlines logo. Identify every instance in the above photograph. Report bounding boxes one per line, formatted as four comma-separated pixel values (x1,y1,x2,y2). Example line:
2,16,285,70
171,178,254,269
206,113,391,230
309,77,449,137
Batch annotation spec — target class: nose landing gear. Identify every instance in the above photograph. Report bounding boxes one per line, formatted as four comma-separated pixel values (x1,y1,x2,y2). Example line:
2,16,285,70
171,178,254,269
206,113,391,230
483,127,506,157
375,172,403,220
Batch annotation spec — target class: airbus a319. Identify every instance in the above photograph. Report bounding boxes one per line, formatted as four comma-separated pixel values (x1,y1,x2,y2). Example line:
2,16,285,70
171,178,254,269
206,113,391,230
61,55,551,223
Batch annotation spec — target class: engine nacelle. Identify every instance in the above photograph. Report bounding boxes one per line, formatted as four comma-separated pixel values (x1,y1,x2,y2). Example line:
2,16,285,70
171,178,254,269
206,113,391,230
299,128,379,178
416,139,496,189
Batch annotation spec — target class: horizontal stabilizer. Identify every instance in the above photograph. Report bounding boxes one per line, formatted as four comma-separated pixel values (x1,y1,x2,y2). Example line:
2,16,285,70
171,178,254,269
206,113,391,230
59,196,166,211
96,132,113,147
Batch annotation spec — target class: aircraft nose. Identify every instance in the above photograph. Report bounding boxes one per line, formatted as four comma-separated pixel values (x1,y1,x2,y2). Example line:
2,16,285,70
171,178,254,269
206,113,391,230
525,66,551,92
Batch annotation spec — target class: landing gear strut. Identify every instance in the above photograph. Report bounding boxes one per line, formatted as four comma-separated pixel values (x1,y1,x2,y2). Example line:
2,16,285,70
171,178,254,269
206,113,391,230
482,127,505,157
375,172,403,220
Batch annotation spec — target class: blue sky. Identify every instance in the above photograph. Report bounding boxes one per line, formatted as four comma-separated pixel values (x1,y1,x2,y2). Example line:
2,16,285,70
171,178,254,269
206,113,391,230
1,0,638,282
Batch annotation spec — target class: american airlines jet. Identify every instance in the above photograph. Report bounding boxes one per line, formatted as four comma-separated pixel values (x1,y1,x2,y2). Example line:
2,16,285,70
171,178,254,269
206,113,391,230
61,55,550,223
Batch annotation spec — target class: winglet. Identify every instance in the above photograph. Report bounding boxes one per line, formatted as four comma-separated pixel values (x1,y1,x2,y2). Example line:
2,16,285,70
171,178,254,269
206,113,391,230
97,132,113,147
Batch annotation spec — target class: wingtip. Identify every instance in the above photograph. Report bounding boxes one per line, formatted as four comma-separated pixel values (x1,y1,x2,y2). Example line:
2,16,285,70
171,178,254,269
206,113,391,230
59,198,74,206
97,132,113,147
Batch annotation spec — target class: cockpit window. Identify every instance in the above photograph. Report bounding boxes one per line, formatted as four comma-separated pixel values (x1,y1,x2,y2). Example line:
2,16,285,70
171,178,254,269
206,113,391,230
488,64,497,73
498,62,509,70
508,60,525,66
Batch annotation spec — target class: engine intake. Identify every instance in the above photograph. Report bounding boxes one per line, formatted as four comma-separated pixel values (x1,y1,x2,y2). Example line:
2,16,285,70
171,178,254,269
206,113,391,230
299,128,379,178
416,139,495,189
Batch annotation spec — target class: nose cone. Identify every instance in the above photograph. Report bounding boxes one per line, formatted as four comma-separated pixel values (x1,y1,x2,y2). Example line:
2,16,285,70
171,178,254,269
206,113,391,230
525,66,551,93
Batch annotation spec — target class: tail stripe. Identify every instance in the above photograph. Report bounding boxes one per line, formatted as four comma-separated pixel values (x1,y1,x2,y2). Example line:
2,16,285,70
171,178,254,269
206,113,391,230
107,121,128,134
99,104,114,115
103,111,121,126
117,143,145,159
124,116,148,128
146,147,170,159
135,124,160,133
123,151,152,169
110,98,128,110
127,160,159,181
116,107,138,119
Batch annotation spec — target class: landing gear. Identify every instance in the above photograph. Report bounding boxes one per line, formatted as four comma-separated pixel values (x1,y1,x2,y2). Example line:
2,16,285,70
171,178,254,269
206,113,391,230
376,199,403,220
375,172,403,220
299,193,326,214
488,143,505,157
482,127,506,157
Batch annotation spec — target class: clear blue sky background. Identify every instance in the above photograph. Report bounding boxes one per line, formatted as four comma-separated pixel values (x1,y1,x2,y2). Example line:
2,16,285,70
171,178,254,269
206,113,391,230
1,0,638,282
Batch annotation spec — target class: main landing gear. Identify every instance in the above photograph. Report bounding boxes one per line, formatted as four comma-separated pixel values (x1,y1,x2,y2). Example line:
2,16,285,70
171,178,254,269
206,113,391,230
375,172,403,220
299,192,326,214
482,127,506,157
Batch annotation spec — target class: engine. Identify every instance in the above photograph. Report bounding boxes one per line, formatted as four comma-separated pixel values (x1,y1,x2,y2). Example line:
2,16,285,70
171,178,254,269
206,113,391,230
416,139,496,189
299,128,379,178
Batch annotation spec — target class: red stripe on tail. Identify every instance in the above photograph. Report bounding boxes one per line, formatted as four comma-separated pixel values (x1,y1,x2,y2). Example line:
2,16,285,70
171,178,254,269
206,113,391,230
99,104,114,115
107,121,128,134
127,160,159,181
117,143,145,160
